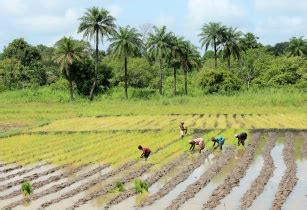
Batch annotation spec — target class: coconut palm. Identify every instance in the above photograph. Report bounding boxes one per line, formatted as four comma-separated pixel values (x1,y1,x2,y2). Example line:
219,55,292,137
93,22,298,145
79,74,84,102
78,7,116,100
147,26,173,95
180,41,201,95
222,27,243,70
169,35,184,96
199,22,226,68
287,36,307,57
108,26,143,99
53,37,88,100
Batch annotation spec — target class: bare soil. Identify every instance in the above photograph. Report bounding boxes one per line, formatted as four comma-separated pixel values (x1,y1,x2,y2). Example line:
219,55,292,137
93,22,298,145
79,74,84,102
240,132,277,209
272,133,298,210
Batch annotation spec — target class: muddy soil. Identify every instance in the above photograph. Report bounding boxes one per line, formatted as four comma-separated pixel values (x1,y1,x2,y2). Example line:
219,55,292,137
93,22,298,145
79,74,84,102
202,132,260,209
240,132,277,209
0,164,23,174
2,164,110,209
0,123,24,132
0,164,68,192
68,164,153,209
303,132,307,158
0,164,89,200
138,151,211,207
272,133,298,210
106,154,187,207
166,147,235,210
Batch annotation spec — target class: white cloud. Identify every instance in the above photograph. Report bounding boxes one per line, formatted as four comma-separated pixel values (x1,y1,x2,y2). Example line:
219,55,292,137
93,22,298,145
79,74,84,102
253,0,307,13
0,0,28,16
187,0,246,26
15,9,79,36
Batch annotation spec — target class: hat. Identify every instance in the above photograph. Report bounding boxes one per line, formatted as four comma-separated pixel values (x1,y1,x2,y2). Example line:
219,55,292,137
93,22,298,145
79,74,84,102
235,134,238,138
181,121,184,124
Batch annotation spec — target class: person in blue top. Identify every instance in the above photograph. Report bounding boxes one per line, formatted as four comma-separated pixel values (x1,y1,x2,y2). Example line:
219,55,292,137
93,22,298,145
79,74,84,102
211,136,225,150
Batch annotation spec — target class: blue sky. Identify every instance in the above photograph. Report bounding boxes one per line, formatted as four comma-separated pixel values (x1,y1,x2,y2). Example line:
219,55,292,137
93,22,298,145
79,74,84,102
0,0,306,52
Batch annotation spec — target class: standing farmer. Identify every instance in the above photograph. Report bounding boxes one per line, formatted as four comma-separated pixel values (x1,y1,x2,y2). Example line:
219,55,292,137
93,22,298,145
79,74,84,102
179,121,188,139
235,132,248,146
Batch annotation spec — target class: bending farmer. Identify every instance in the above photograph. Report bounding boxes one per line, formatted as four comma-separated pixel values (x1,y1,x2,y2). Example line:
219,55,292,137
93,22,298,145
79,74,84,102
138,145,151,160
235,132,248,146
189,137,205,153
211,136,225,150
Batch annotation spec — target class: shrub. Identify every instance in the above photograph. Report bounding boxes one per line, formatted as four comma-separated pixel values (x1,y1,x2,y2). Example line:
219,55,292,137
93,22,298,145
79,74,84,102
134,179,148,193
21,182,33,196
108,181,125,193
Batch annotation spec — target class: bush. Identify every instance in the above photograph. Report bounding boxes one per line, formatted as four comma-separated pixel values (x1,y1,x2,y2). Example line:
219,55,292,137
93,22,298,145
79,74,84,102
134,179,148,193
197,67,241,94
21,182,33,196
108,181,125,193
131,88,157,100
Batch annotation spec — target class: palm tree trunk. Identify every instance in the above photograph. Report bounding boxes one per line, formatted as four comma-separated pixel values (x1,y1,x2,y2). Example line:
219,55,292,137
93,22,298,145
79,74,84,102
124,56,128,99
173,65,177,96
227,56,231,70
184,68,188,95
66,68,73,100
89,30,99,101
159,59,163,95
214,39,217,68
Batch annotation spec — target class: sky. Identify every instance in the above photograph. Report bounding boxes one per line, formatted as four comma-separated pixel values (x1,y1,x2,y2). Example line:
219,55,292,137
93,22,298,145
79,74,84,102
0,0,306,52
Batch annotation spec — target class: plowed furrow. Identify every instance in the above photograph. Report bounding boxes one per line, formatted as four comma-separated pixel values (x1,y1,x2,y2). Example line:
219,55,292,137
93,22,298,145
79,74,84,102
0,164,89,200
0,164,68,192
202,132,260,209
68,164,153,209
167,147,235,210
272,133,298,210
303,132,307,158
39,161,136,208
139,151,211,207
2,164,109,209
240,132,277,209
106,154,187,206
0,162,48,182
0,165,22,174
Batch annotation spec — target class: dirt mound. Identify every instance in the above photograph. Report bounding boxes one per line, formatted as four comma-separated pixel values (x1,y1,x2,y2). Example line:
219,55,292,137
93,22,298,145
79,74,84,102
272,133,298,210
240,132,277,209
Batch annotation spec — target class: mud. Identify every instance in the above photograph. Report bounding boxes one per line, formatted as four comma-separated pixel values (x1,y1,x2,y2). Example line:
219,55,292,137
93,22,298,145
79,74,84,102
1,164,109,209
166,147,235,210
0,163,48,182
0,164,89,200
106,154,187,206
202,132,260,209
0,164,68,192
272,133,298,210
38,161,135,208
68,164,153,209
138,151,211,207
240,132,277,209
0,164,23,174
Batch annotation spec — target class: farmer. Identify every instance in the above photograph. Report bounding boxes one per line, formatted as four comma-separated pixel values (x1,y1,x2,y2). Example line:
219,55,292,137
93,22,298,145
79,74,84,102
211,136,225,150
189,137,205,153
138,145,151,160
179,121,188,139
235,132,248,146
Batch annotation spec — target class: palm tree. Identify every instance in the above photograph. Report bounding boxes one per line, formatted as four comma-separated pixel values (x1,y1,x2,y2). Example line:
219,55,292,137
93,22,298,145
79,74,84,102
78,7,116,100
199,22,226,68
147,26,173,95
108,26,143,99
287,36,307,57
222,27,243,70
169,35,183,96
180,41,201,95
53,37,88,100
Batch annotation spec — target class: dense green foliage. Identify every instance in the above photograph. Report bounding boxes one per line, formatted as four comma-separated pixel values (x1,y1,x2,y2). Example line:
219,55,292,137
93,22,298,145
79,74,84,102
21,182,33,196
0,8,306,99
134,179,148,193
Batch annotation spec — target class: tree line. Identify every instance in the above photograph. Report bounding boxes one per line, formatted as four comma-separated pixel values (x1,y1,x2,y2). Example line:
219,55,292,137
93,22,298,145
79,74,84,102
0,7,306,100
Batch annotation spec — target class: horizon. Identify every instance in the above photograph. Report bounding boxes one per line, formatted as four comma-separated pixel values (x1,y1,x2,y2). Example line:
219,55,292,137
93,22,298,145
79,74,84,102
0,0,307,52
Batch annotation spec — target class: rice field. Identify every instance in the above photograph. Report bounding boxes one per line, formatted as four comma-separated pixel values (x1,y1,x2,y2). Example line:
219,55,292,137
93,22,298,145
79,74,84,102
0,108,306,209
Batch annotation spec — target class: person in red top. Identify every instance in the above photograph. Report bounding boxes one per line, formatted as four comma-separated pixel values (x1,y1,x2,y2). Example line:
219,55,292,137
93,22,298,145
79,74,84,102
138,145,151,160
189,137,205,153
